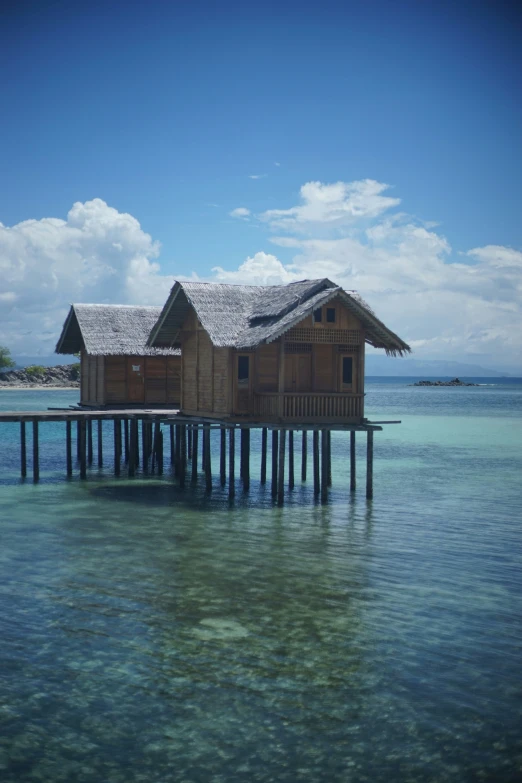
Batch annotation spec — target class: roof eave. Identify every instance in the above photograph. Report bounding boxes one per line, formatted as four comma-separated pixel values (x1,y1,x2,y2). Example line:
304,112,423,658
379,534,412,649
147,282,182,347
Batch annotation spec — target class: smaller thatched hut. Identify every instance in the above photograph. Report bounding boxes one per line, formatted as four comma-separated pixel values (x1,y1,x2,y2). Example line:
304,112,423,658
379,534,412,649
56,304,180,407
147,278,410,423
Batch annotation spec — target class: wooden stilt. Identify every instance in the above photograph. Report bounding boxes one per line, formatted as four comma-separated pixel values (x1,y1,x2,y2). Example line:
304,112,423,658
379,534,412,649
288,430,294,489
350,431,356,492
240,428,244,480
260,427,267,484
142,420,148,474
124,419,129,464
220,427,226,486
313,430,320,495
152,421,161,473
134,420,140,467
327,430,332,487
175,424,181,476
79,420,86,480
201,425,206,472
179,425,186,487
321,430,328,503
128,419,137,477
97,420,103,467
242,429,250,490
187,425,192,460
66,420,72,476
20,421,27,478
114,420,121,476
170,424,175,465
301,430,307,482
180,425,187,474
191,426,199,483
204,424,212,492
76,420,81,460
87,420,93,465
271,430,278,497
228,427,235,498
366,429,374,500
158,431,164,475
32,420,40,482
277,428,286,505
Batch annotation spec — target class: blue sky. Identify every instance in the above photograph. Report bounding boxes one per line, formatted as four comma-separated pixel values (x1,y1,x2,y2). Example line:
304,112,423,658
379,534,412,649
1,0,521,371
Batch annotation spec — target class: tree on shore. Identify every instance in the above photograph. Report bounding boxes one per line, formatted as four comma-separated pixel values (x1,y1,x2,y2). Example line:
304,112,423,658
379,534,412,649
0,346,16,372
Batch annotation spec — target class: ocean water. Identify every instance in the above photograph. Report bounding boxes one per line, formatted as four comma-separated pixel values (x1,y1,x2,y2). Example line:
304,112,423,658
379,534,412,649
0,379,521,782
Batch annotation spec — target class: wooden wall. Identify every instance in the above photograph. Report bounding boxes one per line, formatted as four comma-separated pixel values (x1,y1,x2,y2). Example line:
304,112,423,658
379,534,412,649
180,310,233,415
81,354,180,406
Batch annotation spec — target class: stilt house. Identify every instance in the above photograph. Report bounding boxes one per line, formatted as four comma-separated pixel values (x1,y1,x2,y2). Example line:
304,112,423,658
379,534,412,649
147,279,409,422
56,304,181,407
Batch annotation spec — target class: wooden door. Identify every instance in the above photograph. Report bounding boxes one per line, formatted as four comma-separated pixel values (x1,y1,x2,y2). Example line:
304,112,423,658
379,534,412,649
285,354,312,392
235,354,252,414
127,357,145,403
339,354,357,393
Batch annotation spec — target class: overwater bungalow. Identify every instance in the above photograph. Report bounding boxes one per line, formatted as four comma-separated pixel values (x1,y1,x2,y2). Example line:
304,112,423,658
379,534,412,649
147,278,410,423
56,304,181,407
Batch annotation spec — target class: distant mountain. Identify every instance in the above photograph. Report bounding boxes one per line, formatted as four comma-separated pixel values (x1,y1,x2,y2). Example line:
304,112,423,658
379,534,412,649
365,356,516,377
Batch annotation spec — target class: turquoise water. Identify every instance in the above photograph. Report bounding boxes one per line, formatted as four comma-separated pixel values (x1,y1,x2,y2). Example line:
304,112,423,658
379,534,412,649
0,381,521,782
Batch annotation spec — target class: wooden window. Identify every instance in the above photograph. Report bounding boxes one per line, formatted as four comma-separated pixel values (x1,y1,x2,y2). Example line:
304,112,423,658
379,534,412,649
238,355,250,385
326,307,336,323
313,307,322,323
342,357,353,385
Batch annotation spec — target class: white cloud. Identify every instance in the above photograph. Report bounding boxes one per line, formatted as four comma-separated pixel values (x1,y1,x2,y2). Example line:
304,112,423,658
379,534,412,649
218,180,522,373
249,174,267,180
260,179,401,232
0,198,172,356
229,207,251,219
212,252,297,286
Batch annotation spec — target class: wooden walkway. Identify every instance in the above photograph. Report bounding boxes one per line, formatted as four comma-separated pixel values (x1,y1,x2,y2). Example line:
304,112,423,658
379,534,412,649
0,408,395,501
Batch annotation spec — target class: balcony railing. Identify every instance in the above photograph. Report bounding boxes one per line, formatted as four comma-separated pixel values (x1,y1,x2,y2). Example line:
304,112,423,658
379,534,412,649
253,392,363,420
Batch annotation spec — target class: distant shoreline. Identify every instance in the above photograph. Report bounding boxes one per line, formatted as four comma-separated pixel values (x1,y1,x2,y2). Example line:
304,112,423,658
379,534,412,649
0,386,79,392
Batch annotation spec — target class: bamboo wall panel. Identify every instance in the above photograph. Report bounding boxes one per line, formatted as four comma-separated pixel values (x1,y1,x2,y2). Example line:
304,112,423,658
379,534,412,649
182,332,197,411
96,357,105,404
255,343,278,391
167,357,181,404
105,356,127,403
213,348,230,413
198,331,213,411
313,344,333,391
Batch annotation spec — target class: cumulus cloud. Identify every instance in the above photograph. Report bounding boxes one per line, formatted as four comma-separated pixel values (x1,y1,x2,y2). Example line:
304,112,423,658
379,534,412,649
212,252,297,285
0,198,172,356
260,179,401,232
229,207,251,219
216,180,522,373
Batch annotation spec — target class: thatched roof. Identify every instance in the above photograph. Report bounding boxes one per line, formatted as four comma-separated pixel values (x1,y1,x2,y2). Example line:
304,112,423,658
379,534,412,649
55,304,181,356
148,279,410,357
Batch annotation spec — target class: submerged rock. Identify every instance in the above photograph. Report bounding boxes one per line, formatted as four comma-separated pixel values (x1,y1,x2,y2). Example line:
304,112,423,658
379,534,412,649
193,618,250,640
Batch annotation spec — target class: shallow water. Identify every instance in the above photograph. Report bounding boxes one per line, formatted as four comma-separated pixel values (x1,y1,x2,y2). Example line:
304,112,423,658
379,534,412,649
0,381,521,782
